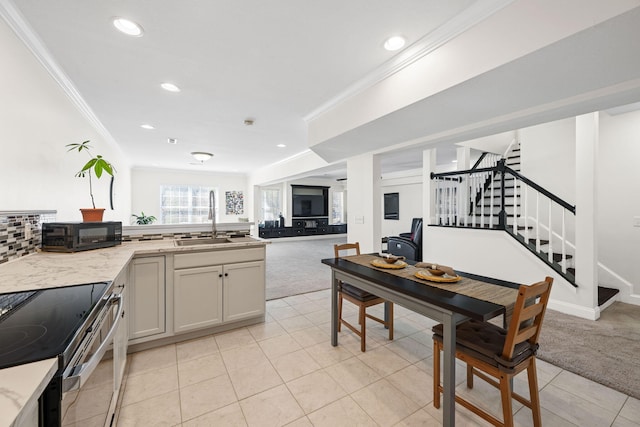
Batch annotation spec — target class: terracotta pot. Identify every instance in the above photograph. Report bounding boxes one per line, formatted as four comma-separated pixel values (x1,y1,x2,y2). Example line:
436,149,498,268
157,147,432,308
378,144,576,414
80,208,105,222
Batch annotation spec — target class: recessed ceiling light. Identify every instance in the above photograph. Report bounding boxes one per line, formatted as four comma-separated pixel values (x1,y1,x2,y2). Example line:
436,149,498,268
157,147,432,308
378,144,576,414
384,35,406,51
140,124,155,130
167,138,178,144
113,18,144,37
452,160,458,163
244,119,254,126
276,144,286,148
161,82,181,92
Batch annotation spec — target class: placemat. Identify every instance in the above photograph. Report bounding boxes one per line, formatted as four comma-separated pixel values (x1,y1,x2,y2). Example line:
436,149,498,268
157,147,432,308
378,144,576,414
343,254,518,308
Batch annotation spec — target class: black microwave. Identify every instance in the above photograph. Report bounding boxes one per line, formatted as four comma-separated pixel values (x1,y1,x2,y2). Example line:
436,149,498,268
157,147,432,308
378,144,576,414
41,221,122,252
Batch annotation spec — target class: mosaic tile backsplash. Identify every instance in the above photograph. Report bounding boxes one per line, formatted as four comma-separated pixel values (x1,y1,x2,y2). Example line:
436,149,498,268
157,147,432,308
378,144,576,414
0,212,55,264
122,229,251,242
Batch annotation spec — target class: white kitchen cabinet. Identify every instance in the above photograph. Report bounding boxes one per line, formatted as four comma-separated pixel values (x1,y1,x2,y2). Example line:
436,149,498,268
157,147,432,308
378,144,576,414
172,248,265,334
174,265,223,333
129,256,165,340
223,261,265,322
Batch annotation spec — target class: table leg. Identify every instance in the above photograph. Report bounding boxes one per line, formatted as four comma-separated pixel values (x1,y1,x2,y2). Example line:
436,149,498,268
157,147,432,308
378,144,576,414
442,314,456,426
331,270,338,347
384,301,391,329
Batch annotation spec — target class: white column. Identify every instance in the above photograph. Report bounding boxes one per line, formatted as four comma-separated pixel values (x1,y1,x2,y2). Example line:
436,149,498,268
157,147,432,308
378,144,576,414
457,146,471,227
251,184,260,236
456,146,471,170
575,113,599,313
423,149,436,259
347,153,381,253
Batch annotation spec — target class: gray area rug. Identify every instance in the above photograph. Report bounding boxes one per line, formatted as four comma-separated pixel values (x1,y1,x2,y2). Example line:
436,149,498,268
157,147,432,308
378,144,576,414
265,236,346,300
537,302,640,400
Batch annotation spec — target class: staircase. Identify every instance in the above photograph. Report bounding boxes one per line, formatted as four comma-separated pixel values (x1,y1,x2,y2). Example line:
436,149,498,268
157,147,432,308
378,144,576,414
432,143,620,308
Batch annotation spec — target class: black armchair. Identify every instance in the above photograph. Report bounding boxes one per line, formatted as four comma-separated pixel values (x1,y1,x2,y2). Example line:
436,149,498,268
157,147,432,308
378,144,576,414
387,219,423,262
399,217,422,239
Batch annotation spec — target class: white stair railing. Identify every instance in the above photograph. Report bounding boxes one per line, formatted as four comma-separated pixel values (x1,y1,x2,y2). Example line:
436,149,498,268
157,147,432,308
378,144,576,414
431,157,576,282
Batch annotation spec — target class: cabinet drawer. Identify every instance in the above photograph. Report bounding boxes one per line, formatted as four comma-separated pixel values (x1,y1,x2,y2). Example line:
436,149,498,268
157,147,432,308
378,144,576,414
174,247,264,269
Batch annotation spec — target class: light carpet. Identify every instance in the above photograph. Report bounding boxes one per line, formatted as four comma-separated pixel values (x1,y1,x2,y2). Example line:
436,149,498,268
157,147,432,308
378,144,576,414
265,236,346,300
537,302,640,400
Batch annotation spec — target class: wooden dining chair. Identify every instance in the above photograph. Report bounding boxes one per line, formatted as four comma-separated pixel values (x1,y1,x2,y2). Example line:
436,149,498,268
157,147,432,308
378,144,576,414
432,276,553,427
334,242,393,352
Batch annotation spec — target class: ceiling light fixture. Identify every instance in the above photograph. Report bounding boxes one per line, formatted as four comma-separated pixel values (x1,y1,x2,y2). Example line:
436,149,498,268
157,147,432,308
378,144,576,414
276,144,286,148
384,35,406,51
113,18,144,37
191,151,214,162
167,138,178,144
140,124,155,130
244,119,254,126
161,82,181,92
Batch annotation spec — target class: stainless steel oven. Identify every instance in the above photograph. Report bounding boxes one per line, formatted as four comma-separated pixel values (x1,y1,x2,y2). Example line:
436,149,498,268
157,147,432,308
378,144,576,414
58,283,127,426
0,281,127,426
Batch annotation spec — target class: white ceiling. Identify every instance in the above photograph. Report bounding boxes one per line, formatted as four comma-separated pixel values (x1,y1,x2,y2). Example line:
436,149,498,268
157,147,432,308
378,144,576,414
5,1,640,183
3,0,481,175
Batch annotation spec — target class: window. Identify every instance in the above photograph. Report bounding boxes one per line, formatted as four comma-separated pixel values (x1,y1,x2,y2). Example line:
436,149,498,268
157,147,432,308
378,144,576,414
261,188,281,221
331,191,345,224
160,185,217,224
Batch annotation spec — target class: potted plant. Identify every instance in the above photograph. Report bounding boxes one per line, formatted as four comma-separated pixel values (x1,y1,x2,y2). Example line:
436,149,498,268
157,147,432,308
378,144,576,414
132,212,157,225
66,140,115,222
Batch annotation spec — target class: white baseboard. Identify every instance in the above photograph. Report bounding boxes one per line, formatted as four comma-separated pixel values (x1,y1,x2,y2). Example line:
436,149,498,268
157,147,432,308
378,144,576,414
547,299,600,320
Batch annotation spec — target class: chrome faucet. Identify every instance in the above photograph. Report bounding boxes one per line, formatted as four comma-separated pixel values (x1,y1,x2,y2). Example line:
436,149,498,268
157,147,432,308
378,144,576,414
208,190,218,237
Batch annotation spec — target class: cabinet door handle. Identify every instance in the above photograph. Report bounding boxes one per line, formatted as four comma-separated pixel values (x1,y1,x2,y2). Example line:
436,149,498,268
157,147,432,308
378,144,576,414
224,273,229,277
219,274,223,278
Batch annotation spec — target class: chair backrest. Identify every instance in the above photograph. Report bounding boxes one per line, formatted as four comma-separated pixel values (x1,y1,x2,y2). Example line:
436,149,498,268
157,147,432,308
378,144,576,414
502,277,553,360
334,242,360,258
410,218,422,234
412,220,423,245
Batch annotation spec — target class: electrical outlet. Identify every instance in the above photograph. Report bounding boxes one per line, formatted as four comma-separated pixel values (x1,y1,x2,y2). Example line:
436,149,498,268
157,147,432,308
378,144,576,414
24,223,32,239
634,216,640,227
355,216,364,224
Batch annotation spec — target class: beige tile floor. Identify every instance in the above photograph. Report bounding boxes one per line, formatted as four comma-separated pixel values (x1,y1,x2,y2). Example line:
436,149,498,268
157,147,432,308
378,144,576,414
116,290,640,426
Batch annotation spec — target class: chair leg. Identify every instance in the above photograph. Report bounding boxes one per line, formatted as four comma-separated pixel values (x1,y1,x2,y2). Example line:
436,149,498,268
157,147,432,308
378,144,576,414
388,302,394,341
499,373,515,427
527,358,542,427
337,294,343,332
433,341,441,409
466,364,474,389
359,305,366,352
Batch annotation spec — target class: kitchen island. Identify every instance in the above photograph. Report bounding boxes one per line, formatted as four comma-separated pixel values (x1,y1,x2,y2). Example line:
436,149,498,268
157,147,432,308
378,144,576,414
0,236,268,426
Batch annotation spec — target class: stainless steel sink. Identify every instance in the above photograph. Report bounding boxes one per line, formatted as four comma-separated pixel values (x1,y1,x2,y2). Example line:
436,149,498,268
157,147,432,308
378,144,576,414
175,237,232,246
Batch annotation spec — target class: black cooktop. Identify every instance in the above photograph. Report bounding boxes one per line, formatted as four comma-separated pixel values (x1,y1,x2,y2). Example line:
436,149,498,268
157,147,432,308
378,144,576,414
0,282,110,370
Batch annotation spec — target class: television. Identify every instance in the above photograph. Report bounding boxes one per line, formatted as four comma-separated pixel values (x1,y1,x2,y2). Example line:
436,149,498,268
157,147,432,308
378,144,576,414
292,185,328,218
384,192,399,220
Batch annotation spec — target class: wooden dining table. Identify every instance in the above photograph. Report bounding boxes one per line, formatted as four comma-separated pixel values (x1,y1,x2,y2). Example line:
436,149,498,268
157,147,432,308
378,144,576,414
321,254,520,427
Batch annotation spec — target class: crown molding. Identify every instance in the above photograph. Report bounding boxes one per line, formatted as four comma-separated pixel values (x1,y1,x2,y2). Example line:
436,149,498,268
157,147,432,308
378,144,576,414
0,0,126,160
303,0,515,123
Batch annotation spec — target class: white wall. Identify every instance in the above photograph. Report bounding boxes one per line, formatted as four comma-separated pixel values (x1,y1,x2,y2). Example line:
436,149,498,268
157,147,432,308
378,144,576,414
424,226,594,319
598,110,640,299
131,168,248,225
520,118,576,203
0,18,131,221
380,170,423,237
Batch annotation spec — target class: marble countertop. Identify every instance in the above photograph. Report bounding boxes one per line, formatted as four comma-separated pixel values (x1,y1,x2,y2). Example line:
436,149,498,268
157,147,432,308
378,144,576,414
0,236,267,294
0,236,268,426
0,359,58,427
